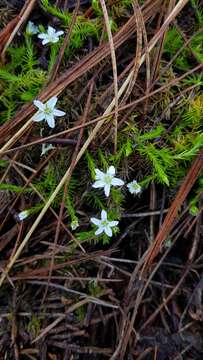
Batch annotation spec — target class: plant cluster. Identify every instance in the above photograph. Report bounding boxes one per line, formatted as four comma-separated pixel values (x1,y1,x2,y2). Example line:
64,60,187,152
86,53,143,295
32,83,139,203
0,1,203,358
0,0,202,247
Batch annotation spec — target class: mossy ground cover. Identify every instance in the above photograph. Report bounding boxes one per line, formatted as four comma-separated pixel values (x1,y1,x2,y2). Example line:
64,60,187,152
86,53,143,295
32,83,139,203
0,0,202,358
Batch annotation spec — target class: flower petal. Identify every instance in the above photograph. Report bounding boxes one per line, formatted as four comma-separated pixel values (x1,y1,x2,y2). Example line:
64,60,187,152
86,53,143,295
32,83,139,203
53,109,66,117
95,169,104,179
42,38,50,45
46,115,55,128
47,26,55,35
32,112,45,122
107,166,115,176
104,184,111,197
56,30,64,36
111,178,124,186
101,210,107,220
127,184,133,193
90,217,101,226
33,100,45,111
92,180,104,188
27,21,38,35
109,221,119,227
52,37,59,43
38,33,47,39
95,227,104,236
47,96,58,109
18,210,29,221
104,226,112,237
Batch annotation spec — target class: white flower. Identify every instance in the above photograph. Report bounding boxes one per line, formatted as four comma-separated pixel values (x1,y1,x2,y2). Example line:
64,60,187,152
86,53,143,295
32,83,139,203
91,210,118,237
32,96,66,128
17,210,29,221
92,166,124,197
26,21,38,35
71,218,79,231
127,180,141,195
38,26,64,45
41,143,55,156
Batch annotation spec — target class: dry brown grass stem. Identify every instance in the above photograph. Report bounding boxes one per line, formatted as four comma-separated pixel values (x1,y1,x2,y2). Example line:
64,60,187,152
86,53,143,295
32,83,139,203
47,0,81,84
140,148,203,276
100,0,118,152
2,62,202,155
121,0,143,104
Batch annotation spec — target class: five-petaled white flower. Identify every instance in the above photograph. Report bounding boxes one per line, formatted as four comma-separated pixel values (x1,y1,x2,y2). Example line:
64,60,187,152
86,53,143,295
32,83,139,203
92,166,124,197
32,96,66,128
91,210,118,237
38,26,64,45
127,180,141,194
26,21,38,35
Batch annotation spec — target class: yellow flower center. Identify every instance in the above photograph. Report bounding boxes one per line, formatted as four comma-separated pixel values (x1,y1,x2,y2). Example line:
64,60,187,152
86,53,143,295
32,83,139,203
132,183,139,190
104,175,112,184
101,220,109,227
44,106,52,115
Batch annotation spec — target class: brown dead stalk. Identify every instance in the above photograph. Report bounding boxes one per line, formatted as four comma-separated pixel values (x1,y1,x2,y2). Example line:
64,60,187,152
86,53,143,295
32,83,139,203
140,148,203,277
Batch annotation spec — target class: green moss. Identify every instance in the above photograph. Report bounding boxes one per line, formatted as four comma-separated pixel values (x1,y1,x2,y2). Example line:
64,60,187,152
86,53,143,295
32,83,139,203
163,26,203,71
0,40,46,123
